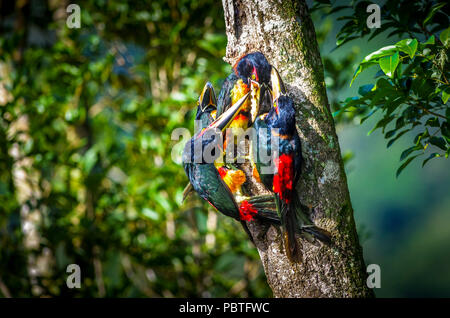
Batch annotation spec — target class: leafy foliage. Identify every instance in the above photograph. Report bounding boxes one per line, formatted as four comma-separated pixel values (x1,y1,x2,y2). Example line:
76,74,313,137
0,0,270,297
325,0,449,175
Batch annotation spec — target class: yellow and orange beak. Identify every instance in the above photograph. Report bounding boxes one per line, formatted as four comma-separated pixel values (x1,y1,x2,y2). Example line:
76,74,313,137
249,78,261,124
270,66,286,102
208,92,250,132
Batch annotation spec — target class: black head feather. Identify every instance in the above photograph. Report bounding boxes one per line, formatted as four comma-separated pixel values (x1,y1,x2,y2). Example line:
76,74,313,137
234,52,271,85
266,95,296,136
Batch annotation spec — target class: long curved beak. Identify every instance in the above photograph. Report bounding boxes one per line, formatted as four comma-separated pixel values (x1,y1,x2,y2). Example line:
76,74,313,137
199,82,217,111
208,92,250,131
270,66,286,101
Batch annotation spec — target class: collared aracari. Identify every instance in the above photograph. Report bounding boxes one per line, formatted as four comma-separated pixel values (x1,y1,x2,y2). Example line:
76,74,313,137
183,82,218,201
216,52,273,156
182,93,281,240
252,68,331,263
183,82,268,204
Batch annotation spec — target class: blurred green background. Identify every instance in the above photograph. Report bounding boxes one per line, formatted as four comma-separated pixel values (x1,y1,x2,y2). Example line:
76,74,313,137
0,0,448,297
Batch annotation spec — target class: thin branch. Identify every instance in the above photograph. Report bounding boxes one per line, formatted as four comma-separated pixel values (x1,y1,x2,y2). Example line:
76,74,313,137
411,100,448,120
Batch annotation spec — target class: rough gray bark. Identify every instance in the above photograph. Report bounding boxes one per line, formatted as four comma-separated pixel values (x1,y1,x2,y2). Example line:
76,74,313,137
222,0,373,298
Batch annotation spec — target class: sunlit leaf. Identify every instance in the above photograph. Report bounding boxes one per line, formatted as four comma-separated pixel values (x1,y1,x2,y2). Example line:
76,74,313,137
442,89,450,104
424,35,435,45
395,38,418,59
360,47,395,64
440,27,450,47
379,52,399,78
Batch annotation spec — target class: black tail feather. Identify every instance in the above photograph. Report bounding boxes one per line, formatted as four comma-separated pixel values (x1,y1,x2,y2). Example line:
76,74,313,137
302,226,332,245
254,209,281,225
292,192,332,245
282,203,302,263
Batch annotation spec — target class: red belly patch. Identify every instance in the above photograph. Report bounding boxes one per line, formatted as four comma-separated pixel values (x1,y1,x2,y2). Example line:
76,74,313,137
273,153,294,203
239,201,258,221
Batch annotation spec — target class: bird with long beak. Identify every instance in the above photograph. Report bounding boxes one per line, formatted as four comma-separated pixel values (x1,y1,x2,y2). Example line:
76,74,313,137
183,82,218,201
182,93,281,240
216,52,273,156
184,82,258,202
252,68,331,263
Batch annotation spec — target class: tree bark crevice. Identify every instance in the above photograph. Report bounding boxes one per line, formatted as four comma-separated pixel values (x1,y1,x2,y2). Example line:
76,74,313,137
222,0,373,298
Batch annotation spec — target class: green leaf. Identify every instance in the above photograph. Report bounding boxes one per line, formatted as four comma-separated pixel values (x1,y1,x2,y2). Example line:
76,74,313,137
385,129,396,139
422,153,440,167
336,36,359,46
350,45,398,85
429,136,447,150
386,96,405,116
423,3,446,26
442,122,450,142
379,52,400,78
360,108,379,124
368,115,395,135
396,154,421,177
358,84,375,96
424,35,435,45
414,130,430,146
440,27,450,47
425,117,440,127
350,62,377,86
400,146,420,161
442,89,450,104
341,96,363,109
332,109,344,117
395,117,405,130
395,39,418,59
387,129,410,148
362,46,397,63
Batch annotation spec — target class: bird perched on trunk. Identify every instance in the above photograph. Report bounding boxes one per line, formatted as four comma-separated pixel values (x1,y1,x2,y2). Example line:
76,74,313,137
184,81,266,203
252,68,331,263
183,82,218,201
216,52,273,156
182,93,281,240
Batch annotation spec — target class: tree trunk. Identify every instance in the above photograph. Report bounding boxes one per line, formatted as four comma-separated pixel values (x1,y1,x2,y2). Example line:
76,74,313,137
222,0,374,298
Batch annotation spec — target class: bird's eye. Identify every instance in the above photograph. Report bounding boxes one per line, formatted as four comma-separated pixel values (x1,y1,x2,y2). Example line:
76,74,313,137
251,74,256,80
